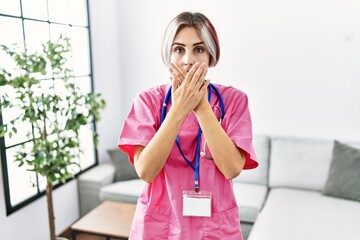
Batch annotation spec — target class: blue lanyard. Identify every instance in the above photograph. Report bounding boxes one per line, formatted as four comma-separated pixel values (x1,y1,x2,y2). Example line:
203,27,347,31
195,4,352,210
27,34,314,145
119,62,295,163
160,83,225,192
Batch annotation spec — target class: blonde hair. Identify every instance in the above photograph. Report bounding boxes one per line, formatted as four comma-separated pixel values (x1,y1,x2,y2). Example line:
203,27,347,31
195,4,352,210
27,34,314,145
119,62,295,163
161,12,220,67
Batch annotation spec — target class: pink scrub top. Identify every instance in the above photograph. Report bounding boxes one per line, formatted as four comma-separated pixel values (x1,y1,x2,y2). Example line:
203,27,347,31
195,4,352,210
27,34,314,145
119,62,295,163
118,83,258,240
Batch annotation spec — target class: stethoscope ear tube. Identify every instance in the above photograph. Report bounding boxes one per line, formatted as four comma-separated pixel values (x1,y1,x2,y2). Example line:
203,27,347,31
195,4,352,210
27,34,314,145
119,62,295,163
211,84,225,120
160,88,172,124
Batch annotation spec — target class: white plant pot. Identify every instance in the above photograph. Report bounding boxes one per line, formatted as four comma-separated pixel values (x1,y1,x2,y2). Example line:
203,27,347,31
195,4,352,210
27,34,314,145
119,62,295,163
56,238,68,240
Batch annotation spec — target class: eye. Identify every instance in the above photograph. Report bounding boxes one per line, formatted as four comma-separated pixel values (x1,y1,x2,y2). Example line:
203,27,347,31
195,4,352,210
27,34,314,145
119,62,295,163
195,47,205,53
174,47,184,54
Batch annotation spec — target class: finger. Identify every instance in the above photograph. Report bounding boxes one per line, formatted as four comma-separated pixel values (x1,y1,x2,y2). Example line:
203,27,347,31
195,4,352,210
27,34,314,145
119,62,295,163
185,62,201,84
169,68,179,89
169,67,182,86
172,72,182,90
171,73,179,95
197,65,208,87
172,63,187,78
170,63,185,83
169,68,173,82
199,79,210,93
191,63,207,88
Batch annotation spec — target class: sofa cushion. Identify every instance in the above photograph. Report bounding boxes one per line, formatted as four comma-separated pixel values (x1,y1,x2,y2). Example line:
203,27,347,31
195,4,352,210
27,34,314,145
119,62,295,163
248,188,360,240
232,182,268,223
269,137,333,191
233,135,270,185
99,179,145,204
78,162,116,188
323,141,360,202
78,162,117,216
108,148,138,181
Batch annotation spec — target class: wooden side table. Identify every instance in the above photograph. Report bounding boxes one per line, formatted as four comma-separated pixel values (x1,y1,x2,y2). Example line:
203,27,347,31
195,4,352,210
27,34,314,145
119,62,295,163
71,201,136,240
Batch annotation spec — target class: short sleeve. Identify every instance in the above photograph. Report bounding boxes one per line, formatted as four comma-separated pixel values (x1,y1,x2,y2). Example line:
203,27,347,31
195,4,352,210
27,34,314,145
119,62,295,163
118,90,161,164
223,91,258,170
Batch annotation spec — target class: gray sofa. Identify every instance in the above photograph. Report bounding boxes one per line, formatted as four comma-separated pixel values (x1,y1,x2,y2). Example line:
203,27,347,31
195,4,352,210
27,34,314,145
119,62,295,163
78,135,360,240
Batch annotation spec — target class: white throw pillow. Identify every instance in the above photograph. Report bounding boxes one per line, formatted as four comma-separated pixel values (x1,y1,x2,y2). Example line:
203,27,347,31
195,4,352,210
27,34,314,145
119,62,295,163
269,137,333,191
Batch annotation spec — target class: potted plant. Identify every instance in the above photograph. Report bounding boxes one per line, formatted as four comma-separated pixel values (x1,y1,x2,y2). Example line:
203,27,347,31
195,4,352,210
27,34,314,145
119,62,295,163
0,36,106,240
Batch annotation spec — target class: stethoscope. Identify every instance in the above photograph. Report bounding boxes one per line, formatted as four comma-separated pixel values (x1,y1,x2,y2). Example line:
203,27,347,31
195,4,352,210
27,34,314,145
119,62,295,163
160,83,225,191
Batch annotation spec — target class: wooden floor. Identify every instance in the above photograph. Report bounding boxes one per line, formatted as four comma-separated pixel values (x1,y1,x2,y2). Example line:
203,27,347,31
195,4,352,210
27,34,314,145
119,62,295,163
60,231,126,240
76,234,125,240
76,234,105,240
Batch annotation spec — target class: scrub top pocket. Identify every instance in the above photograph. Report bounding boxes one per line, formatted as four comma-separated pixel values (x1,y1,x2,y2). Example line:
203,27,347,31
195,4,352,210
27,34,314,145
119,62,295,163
203,206,242,240
129,201,171,240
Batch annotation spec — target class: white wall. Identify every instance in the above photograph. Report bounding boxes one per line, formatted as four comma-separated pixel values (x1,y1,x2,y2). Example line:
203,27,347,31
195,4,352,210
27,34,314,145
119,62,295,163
115,0,360,142
89,0,122,163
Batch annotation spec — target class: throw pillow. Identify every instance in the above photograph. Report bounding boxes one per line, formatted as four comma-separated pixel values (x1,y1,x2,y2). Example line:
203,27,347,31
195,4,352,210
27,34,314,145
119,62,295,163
323,141,360,202
107,149,138,181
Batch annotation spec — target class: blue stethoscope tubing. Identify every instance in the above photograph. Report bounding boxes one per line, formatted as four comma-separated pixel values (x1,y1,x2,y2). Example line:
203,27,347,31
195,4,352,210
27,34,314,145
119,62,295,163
160,83,225,191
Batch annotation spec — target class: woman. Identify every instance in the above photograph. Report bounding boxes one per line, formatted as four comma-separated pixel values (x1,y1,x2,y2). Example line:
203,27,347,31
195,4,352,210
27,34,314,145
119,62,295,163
119,11,258,240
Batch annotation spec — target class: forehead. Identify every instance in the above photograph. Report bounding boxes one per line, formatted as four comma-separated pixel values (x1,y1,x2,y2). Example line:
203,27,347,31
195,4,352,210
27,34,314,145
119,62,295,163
173,26,203,45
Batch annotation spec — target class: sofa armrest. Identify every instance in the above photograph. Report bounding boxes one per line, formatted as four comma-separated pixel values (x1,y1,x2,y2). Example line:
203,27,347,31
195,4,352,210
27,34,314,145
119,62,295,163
78,162,116,216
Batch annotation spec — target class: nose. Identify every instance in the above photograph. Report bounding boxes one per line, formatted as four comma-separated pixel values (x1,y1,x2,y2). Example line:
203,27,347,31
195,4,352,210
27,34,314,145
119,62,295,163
182,52,195,68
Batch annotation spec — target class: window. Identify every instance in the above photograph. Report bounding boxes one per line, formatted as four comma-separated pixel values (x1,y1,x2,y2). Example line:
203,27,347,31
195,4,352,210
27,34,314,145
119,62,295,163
0,0,97,215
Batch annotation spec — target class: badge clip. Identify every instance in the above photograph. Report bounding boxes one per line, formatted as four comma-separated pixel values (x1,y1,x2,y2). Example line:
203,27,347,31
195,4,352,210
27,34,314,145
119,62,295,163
195,180,199,192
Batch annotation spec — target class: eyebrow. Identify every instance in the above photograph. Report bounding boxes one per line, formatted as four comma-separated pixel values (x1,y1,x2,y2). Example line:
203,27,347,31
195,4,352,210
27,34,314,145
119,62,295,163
172,41,204,47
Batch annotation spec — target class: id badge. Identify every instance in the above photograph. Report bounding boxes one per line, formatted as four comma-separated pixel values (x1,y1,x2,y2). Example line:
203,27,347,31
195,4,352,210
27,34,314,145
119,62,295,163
183,190,212,217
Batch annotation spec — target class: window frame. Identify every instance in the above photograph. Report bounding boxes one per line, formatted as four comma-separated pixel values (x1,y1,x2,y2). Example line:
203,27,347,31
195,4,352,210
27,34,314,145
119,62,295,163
0,0,98,216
